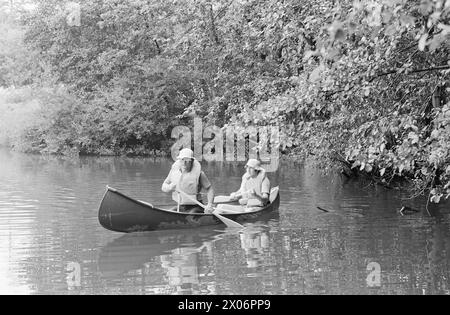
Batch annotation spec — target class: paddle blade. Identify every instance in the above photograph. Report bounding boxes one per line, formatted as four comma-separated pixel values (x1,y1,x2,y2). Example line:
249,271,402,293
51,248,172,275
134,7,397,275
213,195,233,203
213,213,244,228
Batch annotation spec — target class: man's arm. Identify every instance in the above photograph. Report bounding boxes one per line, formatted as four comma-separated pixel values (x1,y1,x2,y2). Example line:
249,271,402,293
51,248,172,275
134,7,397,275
199,172,215,213
161,172,176,192
205,185,215,207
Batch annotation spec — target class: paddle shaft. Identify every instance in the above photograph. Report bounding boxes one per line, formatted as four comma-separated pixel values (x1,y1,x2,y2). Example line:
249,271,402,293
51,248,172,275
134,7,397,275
214,189,254,204
176,190,244,228
175,190,211,210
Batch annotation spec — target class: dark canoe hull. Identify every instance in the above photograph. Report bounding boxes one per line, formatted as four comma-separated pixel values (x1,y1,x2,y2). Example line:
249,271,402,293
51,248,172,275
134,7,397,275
98,186,280,233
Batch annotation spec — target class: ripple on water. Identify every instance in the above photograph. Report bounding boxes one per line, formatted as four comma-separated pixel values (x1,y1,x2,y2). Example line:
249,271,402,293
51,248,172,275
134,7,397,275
1,149,450,294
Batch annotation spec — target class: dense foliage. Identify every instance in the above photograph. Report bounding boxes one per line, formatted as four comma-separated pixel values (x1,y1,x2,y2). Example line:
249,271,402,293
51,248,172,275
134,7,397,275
0,0,449,202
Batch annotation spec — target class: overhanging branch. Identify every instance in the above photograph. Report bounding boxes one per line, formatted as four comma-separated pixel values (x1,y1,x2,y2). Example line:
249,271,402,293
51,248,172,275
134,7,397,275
371,65,450,82
326,64,450,98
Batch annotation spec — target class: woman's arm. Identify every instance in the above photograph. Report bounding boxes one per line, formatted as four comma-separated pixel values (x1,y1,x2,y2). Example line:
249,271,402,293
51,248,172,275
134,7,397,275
248,190,269,204
231,174,249,199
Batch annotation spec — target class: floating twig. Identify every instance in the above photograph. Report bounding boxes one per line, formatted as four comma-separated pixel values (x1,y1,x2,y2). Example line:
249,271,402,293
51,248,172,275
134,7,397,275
399,206,420,215
317,206,330,213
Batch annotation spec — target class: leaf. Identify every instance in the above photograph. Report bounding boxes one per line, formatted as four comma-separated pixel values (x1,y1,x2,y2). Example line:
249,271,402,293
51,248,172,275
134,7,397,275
380,168,386,177
418,34,428,51
326,48,340,60
430,194,441,203
419,0,433,15
431,129,440,139
398,164,405,174
400,14,415,27
360,162,366,171
309,65,324,83
421,167,429,176
384,22,399,36
438,23,450,35
334,29,346,41
328,21,345,42
303,50,317,61
408,132,419,144
365,164,373,173
429,35,444,51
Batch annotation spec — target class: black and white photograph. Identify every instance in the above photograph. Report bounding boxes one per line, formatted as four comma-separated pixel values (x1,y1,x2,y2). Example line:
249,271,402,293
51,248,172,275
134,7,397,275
0,0,449,297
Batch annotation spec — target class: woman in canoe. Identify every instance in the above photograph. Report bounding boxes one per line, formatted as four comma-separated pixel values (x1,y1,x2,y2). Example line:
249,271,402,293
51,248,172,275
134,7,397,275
161,148,215,214
217,159,271,213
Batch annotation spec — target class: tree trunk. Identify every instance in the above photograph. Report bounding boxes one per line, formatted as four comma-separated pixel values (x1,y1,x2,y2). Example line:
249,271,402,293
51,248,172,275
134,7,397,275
208,2,219,45
432,85,441,108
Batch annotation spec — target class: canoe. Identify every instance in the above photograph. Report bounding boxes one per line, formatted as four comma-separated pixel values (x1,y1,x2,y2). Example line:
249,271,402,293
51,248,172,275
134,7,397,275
98,186,280,233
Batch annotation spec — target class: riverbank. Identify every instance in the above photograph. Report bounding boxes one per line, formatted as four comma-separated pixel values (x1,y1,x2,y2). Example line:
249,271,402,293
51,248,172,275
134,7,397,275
2,1,449,206
0,87,41,150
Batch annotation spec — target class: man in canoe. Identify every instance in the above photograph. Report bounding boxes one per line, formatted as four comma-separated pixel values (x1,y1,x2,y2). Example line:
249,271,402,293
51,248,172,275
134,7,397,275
217,159,270,213
162,148,215,214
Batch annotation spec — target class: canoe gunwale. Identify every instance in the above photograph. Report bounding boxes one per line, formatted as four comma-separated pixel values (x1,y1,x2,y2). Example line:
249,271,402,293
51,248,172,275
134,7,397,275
104,185,279,217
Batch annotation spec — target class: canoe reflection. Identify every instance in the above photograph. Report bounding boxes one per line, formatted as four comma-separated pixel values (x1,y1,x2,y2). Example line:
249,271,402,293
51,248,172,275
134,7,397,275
98,227,226,279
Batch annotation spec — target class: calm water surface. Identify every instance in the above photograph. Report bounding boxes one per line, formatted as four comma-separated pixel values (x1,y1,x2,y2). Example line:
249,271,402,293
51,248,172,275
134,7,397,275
0,149,449,295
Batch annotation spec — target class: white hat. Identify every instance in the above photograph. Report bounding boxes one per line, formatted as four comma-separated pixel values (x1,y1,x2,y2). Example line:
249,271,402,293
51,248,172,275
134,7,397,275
177,148,195,160
245,159,263,170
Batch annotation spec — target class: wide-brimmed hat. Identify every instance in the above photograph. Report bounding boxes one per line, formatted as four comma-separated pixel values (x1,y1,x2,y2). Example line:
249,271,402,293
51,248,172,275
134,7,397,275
177,148,195,160
245,159,263,170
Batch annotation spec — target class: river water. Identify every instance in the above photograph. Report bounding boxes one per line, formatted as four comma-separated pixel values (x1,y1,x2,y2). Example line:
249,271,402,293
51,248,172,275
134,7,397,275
0,148,449,295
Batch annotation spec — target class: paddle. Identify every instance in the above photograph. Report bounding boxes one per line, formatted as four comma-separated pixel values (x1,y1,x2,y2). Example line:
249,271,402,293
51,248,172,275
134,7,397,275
213,195,236,204
138,201,181,209
213,189,255,204
176,189,244,228
213,207,243,214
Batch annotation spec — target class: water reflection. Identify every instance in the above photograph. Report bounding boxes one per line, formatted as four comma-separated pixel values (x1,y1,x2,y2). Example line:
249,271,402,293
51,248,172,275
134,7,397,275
98,228,223,275
98,227,228,294
97,225,280,294
239,227,270,269
1,148,450,294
